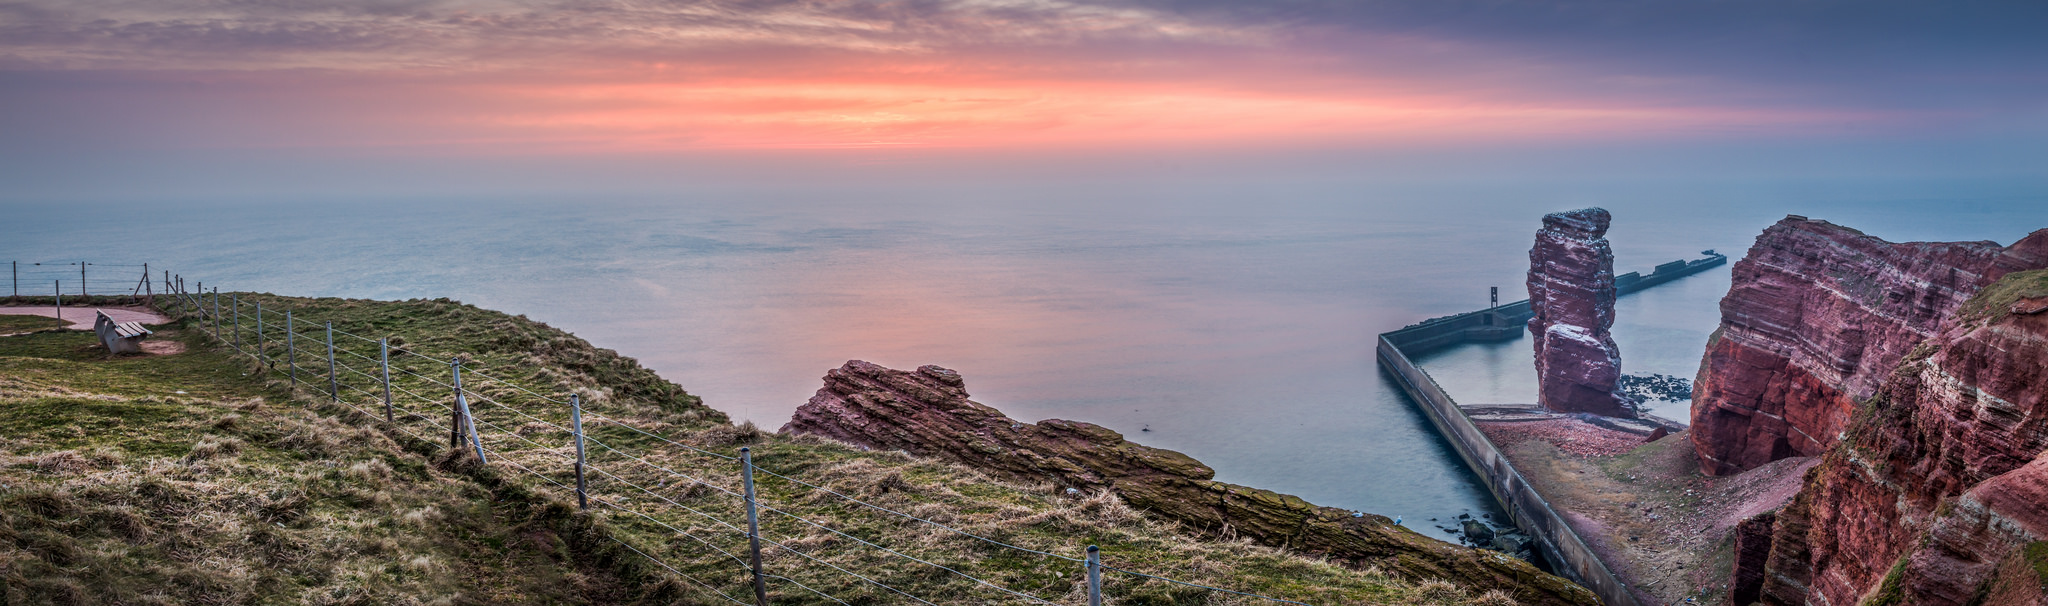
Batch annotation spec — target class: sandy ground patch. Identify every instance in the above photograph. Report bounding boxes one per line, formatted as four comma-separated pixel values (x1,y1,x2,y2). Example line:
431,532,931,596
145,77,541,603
0,305,170,330
1492,429,1815,605
138,339,187,355
1478,417,1647,456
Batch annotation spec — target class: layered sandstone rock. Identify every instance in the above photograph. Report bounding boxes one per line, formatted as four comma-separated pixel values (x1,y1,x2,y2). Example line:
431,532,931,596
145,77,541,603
1747,268,2048,605
1728,511,1776,606
1528,208,1633,417
783,360,1600,606
1690,217,2048,476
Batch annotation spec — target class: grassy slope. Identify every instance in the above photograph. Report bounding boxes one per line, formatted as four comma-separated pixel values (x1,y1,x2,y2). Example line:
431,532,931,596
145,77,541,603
0,315,67,335
10,294,1532,605
0,326,679,605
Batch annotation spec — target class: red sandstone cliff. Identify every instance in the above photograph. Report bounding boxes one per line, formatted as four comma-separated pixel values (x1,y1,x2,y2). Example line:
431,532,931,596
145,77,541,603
1751,269,2048,605
1690,217,2048,476
1529,208,1634,417
783,360,1600,606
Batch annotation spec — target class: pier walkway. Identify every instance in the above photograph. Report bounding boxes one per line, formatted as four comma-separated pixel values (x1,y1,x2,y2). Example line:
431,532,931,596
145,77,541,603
1375,253,1726,606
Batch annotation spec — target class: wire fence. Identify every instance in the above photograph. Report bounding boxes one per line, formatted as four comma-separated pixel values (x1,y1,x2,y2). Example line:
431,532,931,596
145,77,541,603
5,261,166,300
131,267,1335,606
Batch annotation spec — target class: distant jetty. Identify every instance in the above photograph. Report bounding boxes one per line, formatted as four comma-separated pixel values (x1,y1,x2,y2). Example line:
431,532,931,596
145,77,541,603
1375,251,1725,606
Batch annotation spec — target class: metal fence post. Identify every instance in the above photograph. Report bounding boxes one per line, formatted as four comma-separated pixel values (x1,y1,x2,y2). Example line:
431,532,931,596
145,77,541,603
380,338,393,422
450,359,485,462
232,293,241,351
325,322,339,402
12,261,16,297
286,310,297,387
741,446,770,606
1087,545,1102,606
571,394,588,509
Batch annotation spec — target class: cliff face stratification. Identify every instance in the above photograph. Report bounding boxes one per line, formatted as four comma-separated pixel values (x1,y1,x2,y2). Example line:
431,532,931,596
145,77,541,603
783,361,1601,606
1528,208,1632,417
1690,217,2048,476
1754,268,2048,605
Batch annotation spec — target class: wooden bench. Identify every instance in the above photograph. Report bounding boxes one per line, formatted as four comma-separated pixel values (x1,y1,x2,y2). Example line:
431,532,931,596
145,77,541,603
94,310,153,354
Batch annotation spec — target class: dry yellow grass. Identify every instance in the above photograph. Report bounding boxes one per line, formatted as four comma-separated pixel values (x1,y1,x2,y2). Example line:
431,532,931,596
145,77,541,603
4,295,1546,605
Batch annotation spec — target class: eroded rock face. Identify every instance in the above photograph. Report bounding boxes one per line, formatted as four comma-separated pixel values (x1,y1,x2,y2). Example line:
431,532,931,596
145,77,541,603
1753,267,2048,605
783,360,1601,606
1690,217,2048,476
1728,511,1776,606
1528,208,1633,417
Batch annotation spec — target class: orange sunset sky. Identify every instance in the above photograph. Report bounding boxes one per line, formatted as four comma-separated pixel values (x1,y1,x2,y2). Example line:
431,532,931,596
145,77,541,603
2,0,2044,197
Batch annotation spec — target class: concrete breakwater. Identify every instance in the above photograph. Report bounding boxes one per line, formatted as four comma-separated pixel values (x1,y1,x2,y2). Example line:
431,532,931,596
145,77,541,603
1375,253,1725,606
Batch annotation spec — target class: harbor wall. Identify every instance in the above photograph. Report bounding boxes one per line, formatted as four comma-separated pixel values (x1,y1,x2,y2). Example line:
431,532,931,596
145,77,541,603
1373,253,1724,605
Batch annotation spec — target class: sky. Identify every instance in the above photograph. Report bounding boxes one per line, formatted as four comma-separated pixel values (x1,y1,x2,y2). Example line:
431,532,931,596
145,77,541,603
3,0,2046,199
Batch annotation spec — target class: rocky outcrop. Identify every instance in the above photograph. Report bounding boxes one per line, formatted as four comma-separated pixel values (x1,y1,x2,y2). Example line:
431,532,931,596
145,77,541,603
1728,511,1776,606
783,360,1601,606
1690,217,2048,476
1750,267,2048,605
1528,208,1633,417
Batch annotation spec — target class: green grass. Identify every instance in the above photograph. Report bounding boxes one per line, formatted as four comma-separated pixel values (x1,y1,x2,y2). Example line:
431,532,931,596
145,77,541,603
0,314,67,334
7,293,1542,606
0,321,667,604
2024,541,2048,584
1959,269,2048,324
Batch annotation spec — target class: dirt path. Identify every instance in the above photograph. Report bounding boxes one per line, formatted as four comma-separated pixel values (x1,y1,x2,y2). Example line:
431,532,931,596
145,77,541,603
1494,429,1815,605
0,305,170,330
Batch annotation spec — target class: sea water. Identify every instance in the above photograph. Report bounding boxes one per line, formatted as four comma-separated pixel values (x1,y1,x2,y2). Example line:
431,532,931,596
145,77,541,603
3,190,2040,542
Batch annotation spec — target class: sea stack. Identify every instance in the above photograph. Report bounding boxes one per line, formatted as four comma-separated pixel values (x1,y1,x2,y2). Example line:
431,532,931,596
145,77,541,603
1527,208,1632,417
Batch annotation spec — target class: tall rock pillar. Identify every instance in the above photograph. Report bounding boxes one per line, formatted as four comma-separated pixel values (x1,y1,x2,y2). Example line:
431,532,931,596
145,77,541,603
1528,208,1633,417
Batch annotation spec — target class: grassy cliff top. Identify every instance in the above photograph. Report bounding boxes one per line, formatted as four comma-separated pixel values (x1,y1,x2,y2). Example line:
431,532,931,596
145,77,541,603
4,294,1540,605
1959,269,2048,324
0,323,669,604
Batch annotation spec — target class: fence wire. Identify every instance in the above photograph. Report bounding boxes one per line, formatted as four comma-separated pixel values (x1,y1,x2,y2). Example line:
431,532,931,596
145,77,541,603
136,270,1336,606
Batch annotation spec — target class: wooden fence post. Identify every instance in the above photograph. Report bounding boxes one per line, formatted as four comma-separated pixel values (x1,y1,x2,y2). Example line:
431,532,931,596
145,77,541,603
325,322,339,402
380,339,393,423
256,302,265,364
742,447,770,606
572,394,588,510
286,310,297,388
450,360,485,462
1087,545,1103,606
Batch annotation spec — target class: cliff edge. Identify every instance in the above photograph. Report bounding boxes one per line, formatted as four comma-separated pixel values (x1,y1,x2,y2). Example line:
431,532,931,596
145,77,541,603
1690,217,2048,476
1751,268,2048,605
784,360,1601,606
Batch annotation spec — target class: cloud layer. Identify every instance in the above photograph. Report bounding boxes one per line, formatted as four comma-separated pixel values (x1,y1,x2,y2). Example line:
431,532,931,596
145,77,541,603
2,0,2043,152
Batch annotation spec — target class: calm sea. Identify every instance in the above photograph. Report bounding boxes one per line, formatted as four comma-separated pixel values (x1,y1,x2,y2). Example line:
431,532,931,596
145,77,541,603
4,191,2040,541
